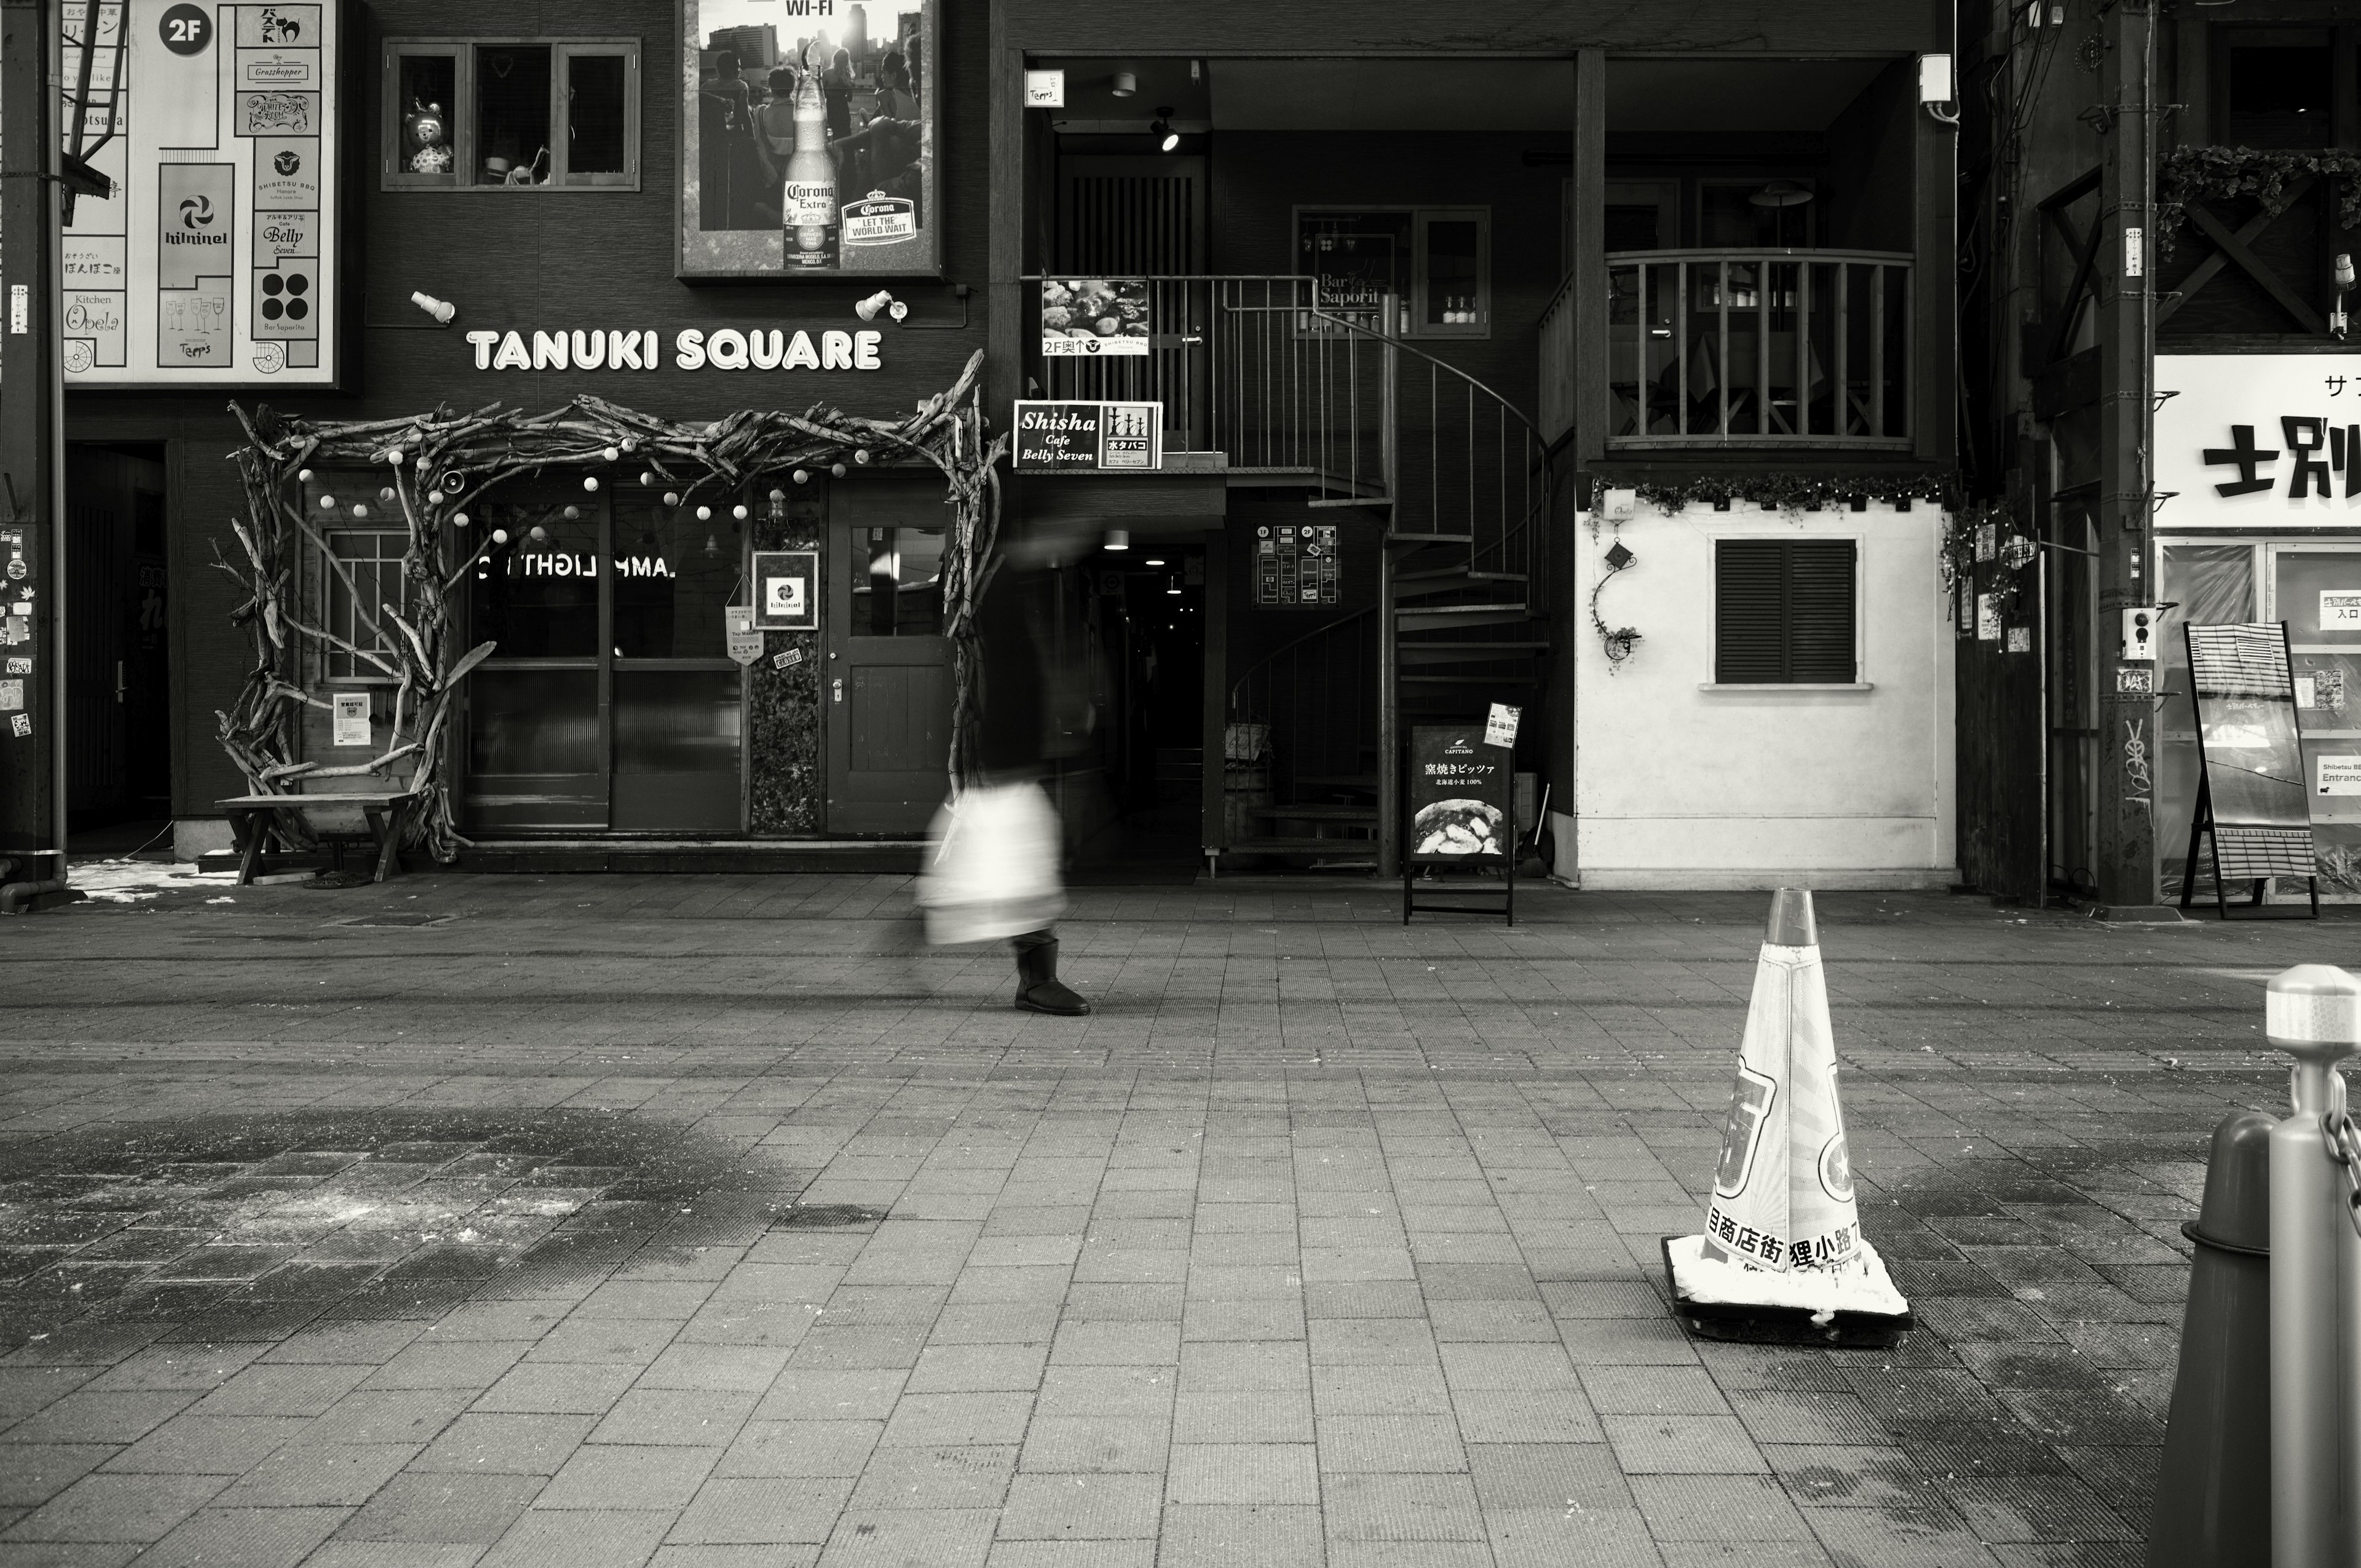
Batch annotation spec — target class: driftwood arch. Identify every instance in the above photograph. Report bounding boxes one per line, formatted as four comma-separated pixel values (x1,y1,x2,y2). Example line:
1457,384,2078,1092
217,349,1004,861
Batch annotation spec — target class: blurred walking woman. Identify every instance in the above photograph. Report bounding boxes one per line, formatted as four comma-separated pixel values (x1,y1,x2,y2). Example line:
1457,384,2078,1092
915,552,1091,1016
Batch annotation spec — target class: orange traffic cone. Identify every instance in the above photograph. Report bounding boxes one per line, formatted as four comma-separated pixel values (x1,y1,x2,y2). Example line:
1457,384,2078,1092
1664,888,1914,1347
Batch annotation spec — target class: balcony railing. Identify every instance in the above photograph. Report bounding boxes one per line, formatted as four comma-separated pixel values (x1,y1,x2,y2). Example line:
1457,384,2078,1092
1027,275,1391,500
1541,249,1913,451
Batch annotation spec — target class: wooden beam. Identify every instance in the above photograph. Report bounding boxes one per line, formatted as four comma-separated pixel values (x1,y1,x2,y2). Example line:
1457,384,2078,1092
1572,50,1607,466
2186,200,2330,335
2046,205,2104,367
2153,182,2311,325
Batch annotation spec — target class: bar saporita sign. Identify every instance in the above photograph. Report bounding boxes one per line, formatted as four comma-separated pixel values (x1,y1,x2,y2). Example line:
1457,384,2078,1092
464,327,885,372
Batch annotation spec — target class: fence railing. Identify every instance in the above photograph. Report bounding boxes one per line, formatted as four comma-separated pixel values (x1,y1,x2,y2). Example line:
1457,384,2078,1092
1027,275,1393,501
1592,248,1914,449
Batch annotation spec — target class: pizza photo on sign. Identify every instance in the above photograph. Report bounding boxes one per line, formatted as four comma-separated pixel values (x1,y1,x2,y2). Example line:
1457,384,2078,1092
1412,798,1504,857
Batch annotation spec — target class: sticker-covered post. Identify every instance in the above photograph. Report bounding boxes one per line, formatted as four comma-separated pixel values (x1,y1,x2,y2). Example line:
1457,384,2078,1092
1,0,66,890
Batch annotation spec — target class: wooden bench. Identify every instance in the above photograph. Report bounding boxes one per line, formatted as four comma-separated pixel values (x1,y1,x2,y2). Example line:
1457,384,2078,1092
218,792,421,886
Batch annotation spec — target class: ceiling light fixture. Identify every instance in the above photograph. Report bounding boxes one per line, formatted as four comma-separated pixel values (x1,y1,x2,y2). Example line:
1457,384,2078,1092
1152,108,1179,152
1105,529,1130,551
1110,71,1136,98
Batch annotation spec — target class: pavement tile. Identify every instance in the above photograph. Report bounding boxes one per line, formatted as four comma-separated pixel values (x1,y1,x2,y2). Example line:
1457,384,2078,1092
1019,1414,1169,1473
478,1508,673,1568
666,1477,853,1544
905,1343,1050,1394
0,1444,116,1508
1629,1475,1814,1542
336,1473,546,1544
995,1472,1163,1540
1602,1413,1767,1475
847,1446,1016,1511
99,1412,306,1474
1319,1472,1482,1540
586,1389,758,1447
1314,1414,1465,1472
1466,1443,1631,1510
1164,1444,1318,1505
714,1419,882,1479
1172,1389,1313,1444
2,1390,200,1443
0,1473,226,1543
815,1505,999,1568
1485,1506,1664,1568
130,1505,349,1568
536,1444,721,1509
219,1443,421,1507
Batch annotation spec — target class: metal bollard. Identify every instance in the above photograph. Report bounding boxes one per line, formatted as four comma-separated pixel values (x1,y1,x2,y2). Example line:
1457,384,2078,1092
2265,964,2361,1568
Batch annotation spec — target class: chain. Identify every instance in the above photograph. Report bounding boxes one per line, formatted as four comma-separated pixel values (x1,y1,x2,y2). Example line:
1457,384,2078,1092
2320,1111,2361,1242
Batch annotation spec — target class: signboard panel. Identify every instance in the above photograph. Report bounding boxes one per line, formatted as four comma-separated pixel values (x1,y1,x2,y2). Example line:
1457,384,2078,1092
1252,523,1340,606
1406,726,1511,864
1040,279,1149,356
678,0,941,279
2157,355,2361,527
724,605,763,664
751,549,818,632
1013,400,1162,472
63,0,340,386
2182,622,2319,906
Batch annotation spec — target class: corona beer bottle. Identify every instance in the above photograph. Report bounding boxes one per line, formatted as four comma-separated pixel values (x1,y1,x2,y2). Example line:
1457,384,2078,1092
783,45,838,266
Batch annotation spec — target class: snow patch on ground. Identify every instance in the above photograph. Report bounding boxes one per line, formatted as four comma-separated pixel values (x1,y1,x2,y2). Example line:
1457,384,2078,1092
71,860,238,903
1667,1233,1912,1319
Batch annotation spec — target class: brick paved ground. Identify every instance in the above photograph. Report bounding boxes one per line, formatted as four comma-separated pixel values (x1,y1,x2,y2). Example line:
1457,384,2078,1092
0,869,2331,1567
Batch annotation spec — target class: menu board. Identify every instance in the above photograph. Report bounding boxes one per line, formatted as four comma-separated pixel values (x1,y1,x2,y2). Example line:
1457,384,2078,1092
1406,726,1510,864
62,0,341,386
2185,622,2318,889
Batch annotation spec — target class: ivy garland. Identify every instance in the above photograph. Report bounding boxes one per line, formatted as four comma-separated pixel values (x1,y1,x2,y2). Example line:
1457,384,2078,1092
2154,146,2361,259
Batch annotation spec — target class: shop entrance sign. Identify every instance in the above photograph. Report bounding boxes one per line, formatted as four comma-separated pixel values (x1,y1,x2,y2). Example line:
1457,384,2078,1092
752,550,818,632
1013,401,1163,472
1252,524,1340,606
1402,724,1516,926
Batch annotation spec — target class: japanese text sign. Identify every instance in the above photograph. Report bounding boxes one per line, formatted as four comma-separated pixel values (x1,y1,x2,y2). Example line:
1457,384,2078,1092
2159,355,2361,525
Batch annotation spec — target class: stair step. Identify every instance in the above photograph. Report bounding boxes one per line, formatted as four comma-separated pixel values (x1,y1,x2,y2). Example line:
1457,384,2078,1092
1385,532,1474,548
1398,606,1534,632
1225,836,1380,855
1401,673,1541,686
1297,774,1378,794
1308,496,1392,509
1397,564,1526,583
1248,804,1377,823
1398,641,1551,666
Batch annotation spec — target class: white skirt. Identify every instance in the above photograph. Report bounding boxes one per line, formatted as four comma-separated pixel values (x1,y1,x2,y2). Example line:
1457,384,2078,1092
914,782,1068,945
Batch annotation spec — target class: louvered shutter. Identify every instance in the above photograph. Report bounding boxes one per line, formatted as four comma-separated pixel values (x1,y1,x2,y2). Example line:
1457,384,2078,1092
1714,539,1857,684
1715,541,1792,683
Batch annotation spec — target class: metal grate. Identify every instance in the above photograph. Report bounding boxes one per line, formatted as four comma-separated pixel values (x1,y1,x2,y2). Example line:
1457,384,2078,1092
2186,622,2293,697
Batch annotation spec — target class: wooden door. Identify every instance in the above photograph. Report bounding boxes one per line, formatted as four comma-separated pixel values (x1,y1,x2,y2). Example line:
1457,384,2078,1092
826,481,953,834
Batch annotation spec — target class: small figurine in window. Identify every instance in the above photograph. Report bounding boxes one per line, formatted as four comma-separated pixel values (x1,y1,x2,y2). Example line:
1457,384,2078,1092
403,98,453,173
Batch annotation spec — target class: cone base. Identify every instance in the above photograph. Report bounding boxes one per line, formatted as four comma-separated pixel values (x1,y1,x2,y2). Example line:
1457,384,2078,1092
1662,1235,1915,1348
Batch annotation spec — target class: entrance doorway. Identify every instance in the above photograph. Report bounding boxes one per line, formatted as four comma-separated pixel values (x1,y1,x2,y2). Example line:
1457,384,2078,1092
459,491,743,833
63,444,172,838
825,481,952,834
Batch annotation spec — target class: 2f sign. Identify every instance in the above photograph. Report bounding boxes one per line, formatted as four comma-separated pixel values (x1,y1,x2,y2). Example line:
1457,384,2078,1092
2323,591,2361,629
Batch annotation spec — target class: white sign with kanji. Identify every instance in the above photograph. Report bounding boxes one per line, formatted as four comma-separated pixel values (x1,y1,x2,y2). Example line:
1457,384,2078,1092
2158,354,2361,527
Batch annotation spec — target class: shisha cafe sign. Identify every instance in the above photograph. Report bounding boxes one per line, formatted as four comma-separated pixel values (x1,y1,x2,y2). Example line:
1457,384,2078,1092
465,327,884,372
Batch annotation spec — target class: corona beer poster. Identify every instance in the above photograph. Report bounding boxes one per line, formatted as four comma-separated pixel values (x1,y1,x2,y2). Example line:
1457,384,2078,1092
678,0,939,279
61,0,341,386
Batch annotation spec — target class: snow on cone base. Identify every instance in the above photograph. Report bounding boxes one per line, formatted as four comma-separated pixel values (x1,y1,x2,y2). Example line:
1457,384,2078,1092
1667,892,1912,1346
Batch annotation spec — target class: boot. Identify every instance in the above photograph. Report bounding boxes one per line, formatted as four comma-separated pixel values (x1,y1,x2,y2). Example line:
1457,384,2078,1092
1013,934,1090,1016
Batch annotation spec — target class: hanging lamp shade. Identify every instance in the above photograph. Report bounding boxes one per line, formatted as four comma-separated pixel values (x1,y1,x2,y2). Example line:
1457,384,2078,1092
1750,180,1815,208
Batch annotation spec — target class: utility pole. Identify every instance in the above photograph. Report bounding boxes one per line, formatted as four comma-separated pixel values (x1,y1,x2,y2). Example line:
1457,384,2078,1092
0,0,66,902
2095,0,2161,914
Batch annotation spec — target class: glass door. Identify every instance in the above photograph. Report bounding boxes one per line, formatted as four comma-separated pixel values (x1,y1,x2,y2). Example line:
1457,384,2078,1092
2269,543,2361,890
465,499,608,831
462,492,746,834
825,481,951,834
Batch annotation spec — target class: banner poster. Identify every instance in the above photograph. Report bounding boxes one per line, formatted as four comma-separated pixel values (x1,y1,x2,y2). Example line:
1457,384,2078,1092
679,0,939,278
1406,726,1510,863
1040,279,1150,355
63,0,341,385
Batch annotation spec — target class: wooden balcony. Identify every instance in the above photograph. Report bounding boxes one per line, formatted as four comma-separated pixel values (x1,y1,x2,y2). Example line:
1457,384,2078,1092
1541,248,1915,452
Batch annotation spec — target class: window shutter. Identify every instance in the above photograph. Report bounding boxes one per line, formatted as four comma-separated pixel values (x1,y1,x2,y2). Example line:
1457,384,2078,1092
1715,541,1791,683
1714,539,1856,684
1787,540,1857,683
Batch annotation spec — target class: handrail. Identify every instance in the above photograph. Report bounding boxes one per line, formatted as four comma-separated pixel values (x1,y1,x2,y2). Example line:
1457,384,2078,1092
1291,296,1545,448
1227,605,1375,716
1604,247,1915,264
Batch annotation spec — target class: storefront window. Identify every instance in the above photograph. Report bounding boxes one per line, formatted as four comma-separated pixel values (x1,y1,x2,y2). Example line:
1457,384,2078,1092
467,668,601,778
382,40,641,190
2276,547,2361,892
613,502,739,659
850,526,945,636
470,503,600,657
322,531,406,681
2216,28,2333,149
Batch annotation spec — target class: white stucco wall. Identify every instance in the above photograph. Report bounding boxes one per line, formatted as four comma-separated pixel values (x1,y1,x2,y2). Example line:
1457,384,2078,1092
1570,500,1956,889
